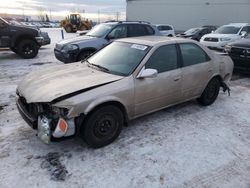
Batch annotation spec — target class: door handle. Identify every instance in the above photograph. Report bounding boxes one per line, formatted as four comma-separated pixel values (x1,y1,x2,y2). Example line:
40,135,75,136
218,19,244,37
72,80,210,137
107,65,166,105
208,69,213,72
174,77,181,81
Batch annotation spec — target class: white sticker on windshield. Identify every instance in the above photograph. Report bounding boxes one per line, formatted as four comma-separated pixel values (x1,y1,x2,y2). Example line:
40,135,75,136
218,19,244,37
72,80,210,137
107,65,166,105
131,44,148,51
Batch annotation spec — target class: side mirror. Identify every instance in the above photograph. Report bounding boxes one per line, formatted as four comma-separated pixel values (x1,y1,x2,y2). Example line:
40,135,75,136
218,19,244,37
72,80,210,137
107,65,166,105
240,31,247,38
137,68,158,79
107,33,115,40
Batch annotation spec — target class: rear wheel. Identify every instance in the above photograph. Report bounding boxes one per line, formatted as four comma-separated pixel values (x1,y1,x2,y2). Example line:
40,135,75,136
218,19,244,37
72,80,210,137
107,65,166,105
80,105,124,148
197,78,220,106
17,39,38,59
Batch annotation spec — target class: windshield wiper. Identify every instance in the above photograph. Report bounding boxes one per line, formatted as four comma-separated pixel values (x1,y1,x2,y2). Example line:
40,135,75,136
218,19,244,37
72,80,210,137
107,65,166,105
86,61,110,73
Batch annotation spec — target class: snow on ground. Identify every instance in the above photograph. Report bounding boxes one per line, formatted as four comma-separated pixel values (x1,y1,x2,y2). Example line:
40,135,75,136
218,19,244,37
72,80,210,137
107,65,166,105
1,28,250,188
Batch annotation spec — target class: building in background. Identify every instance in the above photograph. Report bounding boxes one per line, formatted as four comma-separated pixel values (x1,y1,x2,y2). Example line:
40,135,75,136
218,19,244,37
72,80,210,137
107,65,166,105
126,0,250,30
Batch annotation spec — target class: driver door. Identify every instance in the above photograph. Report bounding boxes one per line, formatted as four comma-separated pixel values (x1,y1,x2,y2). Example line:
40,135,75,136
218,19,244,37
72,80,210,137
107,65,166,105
105,24,128,45
134,44,182,117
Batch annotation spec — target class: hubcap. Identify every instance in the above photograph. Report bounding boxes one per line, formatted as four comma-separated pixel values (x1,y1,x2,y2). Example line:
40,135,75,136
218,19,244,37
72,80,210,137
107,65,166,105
23,45,34,55
94,115,117,138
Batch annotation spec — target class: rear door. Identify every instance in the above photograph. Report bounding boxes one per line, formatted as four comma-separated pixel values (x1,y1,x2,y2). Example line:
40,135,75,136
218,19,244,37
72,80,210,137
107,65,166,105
0,19,10,47
134,44,182,116
128,24,154,37
178,42,213,99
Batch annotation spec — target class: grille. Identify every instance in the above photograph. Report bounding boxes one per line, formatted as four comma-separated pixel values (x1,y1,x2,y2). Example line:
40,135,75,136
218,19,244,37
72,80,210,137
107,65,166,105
231,47,246,56
204,37,219,42
19,97,39,118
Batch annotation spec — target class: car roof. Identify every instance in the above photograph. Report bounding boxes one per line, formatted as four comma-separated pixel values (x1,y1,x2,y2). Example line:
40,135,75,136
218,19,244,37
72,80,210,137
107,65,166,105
227,23,249,27
117,36,189,46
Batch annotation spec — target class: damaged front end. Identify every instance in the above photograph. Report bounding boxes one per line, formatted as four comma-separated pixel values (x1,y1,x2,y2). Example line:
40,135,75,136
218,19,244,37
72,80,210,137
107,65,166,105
16,93,76,144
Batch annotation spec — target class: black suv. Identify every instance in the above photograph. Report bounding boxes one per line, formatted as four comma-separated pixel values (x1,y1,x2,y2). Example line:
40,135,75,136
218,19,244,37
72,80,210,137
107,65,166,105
0,17,43,59
225,34,250,71
54,21,162,63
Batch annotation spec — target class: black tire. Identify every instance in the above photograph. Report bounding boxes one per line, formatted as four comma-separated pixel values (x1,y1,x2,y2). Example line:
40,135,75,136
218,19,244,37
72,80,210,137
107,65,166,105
197,78,220,106
168,34,173,37
81,105,124,148
77,50,94,61
17,39,38,59
64,24,72,33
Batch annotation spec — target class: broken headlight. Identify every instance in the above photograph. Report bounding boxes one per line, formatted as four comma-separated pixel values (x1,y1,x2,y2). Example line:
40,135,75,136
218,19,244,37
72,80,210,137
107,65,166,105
51,106,69,117
62,44,79,53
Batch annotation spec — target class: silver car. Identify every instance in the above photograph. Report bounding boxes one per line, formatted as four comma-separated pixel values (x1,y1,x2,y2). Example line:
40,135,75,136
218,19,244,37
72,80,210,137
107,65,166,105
16,36,233,148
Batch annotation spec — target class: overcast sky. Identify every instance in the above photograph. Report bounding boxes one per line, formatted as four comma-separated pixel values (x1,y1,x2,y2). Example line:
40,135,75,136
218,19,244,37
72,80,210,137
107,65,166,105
0,0,126,21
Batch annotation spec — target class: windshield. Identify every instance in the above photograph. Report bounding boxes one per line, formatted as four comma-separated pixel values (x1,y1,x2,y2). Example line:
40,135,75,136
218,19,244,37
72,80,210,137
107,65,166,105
184,28,200,35
86,23,115,38
215,26,241,34
86,42,150,76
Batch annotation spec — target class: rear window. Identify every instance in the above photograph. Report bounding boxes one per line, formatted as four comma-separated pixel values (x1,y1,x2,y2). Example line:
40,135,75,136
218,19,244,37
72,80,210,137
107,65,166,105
128,24,154,37
158,25,172,31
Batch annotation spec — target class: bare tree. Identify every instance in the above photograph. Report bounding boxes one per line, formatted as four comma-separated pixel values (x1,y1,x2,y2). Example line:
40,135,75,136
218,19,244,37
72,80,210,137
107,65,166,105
37,7,45,22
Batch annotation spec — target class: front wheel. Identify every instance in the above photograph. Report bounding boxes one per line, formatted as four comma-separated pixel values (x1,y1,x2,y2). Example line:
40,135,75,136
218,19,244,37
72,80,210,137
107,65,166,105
197,78,220,106
81,105,124,148
17,39,38,59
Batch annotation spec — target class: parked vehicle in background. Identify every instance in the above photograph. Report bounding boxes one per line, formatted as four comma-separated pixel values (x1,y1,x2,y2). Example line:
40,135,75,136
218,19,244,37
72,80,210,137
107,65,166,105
41,32,51,46
60,14,92,33
0,17,43,58
155,24,175,36
17,36,233,148
54,21,162,63
177,26,214,41
200,23,250,50
224,34,250,71
202,25,218,31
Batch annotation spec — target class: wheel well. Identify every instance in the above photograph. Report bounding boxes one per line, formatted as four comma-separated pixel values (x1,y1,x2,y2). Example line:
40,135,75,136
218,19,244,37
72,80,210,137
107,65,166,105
76,101,128,135
90,101,128,122
13,35,36,47
211,75,223,86
168,34,173,37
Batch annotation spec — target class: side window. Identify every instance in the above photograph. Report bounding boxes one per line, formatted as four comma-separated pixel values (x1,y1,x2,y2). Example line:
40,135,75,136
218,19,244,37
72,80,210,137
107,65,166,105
180,43,210,67
128,24,148,37
162,25,172,31
145,44,178,73
145,25,155,35
241,27,248,33
109,25,127,39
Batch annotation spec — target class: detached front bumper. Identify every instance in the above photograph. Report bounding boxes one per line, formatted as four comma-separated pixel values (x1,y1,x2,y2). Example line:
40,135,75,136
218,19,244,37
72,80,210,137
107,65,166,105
54,48,79,63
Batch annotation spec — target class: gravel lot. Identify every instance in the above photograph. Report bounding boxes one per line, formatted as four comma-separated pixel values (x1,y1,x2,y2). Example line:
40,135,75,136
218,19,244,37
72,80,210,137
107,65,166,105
1,28,250,188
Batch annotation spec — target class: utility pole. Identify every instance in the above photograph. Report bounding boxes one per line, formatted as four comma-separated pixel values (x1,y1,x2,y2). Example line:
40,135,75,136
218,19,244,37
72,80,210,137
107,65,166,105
98,9,100,24
50,9,52,21
116,12,120,21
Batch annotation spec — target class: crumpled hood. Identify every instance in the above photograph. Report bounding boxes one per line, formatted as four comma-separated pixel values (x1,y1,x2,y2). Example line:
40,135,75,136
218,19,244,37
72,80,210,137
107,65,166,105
17,63,123,103
57,35,98,45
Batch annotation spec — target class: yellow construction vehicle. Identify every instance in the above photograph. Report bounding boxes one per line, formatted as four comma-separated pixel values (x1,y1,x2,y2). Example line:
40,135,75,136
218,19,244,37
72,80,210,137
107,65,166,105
60,14,92,33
